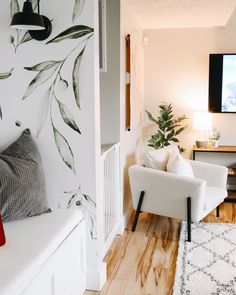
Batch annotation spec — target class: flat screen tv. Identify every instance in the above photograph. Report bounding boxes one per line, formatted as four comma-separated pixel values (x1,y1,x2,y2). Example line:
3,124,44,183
209,53,236,113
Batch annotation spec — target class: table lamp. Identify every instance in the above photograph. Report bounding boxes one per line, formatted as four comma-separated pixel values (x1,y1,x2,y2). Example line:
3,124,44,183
193,112,212,148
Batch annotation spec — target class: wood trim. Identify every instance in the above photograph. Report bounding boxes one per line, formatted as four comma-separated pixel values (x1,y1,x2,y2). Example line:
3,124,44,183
125,34,131,131
193,145,236,153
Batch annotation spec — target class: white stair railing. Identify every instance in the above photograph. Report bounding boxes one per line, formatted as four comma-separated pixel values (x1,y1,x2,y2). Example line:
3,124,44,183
101,143,121,254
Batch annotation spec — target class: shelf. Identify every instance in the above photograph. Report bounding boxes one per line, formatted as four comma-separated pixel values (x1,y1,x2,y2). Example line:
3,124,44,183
193,146,236,204
193,145,236,153
228,167,236,176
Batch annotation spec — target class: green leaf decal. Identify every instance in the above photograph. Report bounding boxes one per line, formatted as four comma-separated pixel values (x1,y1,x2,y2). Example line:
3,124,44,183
83,194,96,207
52,125,76,173
89,216,96,239
72,0,85,22
19,32,33,45
46,25,94,44
31,0,39,11
67,194,77,208
0,106,2,120
23,63,60,99
0,69,13,80
37,87,52,137
24,60,62,72
73,47,85,109
10,0,19,18
56,97,81,134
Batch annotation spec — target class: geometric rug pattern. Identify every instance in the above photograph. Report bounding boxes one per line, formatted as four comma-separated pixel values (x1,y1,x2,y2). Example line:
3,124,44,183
173,221,236,295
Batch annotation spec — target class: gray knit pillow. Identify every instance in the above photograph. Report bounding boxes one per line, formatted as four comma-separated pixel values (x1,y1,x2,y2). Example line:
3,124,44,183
0,129,50,222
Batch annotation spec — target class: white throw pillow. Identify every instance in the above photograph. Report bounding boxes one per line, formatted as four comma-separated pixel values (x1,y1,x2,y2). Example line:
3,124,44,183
167,151,194,178
144,145,179,171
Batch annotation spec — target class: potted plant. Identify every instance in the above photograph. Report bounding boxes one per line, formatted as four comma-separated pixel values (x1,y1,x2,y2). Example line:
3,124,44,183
146,102,188,152
208,129,221,148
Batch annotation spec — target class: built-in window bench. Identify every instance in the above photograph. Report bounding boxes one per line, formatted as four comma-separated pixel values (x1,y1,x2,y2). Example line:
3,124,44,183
0,209,86,295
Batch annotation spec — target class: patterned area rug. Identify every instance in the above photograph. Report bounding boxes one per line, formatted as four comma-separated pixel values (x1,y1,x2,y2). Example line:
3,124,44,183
173,222,236,295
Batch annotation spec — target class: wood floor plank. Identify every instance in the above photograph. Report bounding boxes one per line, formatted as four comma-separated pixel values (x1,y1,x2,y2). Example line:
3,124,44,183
102,279,127,295
84,202,236,295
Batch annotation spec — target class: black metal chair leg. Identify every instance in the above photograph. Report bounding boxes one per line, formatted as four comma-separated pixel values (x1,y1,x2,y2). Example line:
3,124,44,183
187,197,191,242
216,205,220,217
132,191,145,232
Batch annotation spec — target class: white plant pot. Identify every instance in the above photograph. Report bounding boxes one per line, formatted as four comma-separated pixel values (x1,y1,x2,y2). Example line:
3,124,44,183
209,140,219,148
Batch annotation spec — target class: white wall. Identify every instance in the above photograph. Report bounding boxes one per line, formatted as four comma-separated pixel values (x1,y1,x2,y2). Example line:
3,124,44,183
120,1,144,216
100,0,120,145
144,9,236,157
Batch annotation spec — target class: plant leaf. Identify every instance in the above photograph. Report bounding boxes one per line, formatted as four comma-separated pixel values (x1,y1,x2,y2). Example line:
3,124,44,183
19,31,33,45
166,130,175,141
31,0,38,11
72,47,85,109
24,60,62,72
23,63,60,99
83,194,96,207
10,0,19,18
146,110,158,125
67,193,77,208
171,138,179,143
89,216,96,239
52,125,75,173
56,97,81,133
72,0,85,22
175,126,186,136
36,87,52,137
46,25,94,44
0,106,2,120
0,69,13,80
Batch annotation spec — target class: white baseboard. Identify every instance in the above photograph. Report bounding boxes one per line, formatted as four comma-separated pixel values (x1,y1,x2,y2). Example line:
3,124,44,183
85,262,107,291
86,203,133,292
117,203,133,235
85,205,133,291
70,273,86,295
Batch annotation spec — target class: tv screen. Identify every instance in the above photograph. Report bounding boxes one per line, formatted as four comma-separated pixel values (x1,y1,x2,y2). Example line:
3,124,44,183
208,54,236,113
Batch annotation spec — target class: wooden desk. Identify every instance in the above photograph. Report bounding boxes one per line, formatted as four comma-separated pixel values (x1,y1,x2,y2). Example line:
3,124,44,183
192,145,236,203
193,145,236,160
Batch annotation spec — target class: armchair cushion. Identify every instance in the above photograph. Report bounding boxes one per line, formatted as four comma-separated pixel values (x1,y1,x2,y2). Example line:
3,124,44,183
204,186,227,212
167,151,194,178
144,144,178,171
189,160,228,188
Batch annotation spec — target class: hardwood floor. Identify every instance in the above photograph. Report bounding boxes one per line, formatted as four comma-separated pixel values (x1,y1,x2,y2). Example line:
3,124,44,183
84,201,236,295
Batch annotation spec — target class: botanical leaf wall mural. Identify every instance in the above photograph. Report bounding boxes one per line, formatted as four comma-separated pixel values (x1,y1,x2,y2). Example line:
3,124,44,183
3,0,97,238
65,186,97,238
10,0,20,17
23,25,94,172
52,124,76,173
0,69,14,80
73,47,85,109
72,0,85,22
46,25,93,44
55,96,81,134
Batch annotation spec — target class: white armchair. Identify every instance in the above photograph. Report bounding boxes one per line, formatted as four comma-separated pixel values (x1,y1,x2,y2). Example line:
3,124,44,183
129,160,228,242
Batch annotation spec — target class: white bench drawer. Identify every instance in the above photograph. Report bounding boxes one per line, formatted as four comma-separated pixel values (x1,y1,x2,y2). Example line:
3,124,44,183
21,220,86,295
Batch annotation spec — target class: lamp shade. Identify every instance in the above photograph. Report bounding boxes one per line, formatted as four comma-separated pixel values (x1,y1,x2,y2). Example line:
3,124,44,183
10,1,45,31
193,112,213,131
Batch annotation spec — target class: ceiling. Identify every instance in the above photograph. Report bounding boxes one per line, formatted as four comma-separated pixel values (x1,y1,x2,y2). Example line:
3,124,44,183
125,0,236,29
